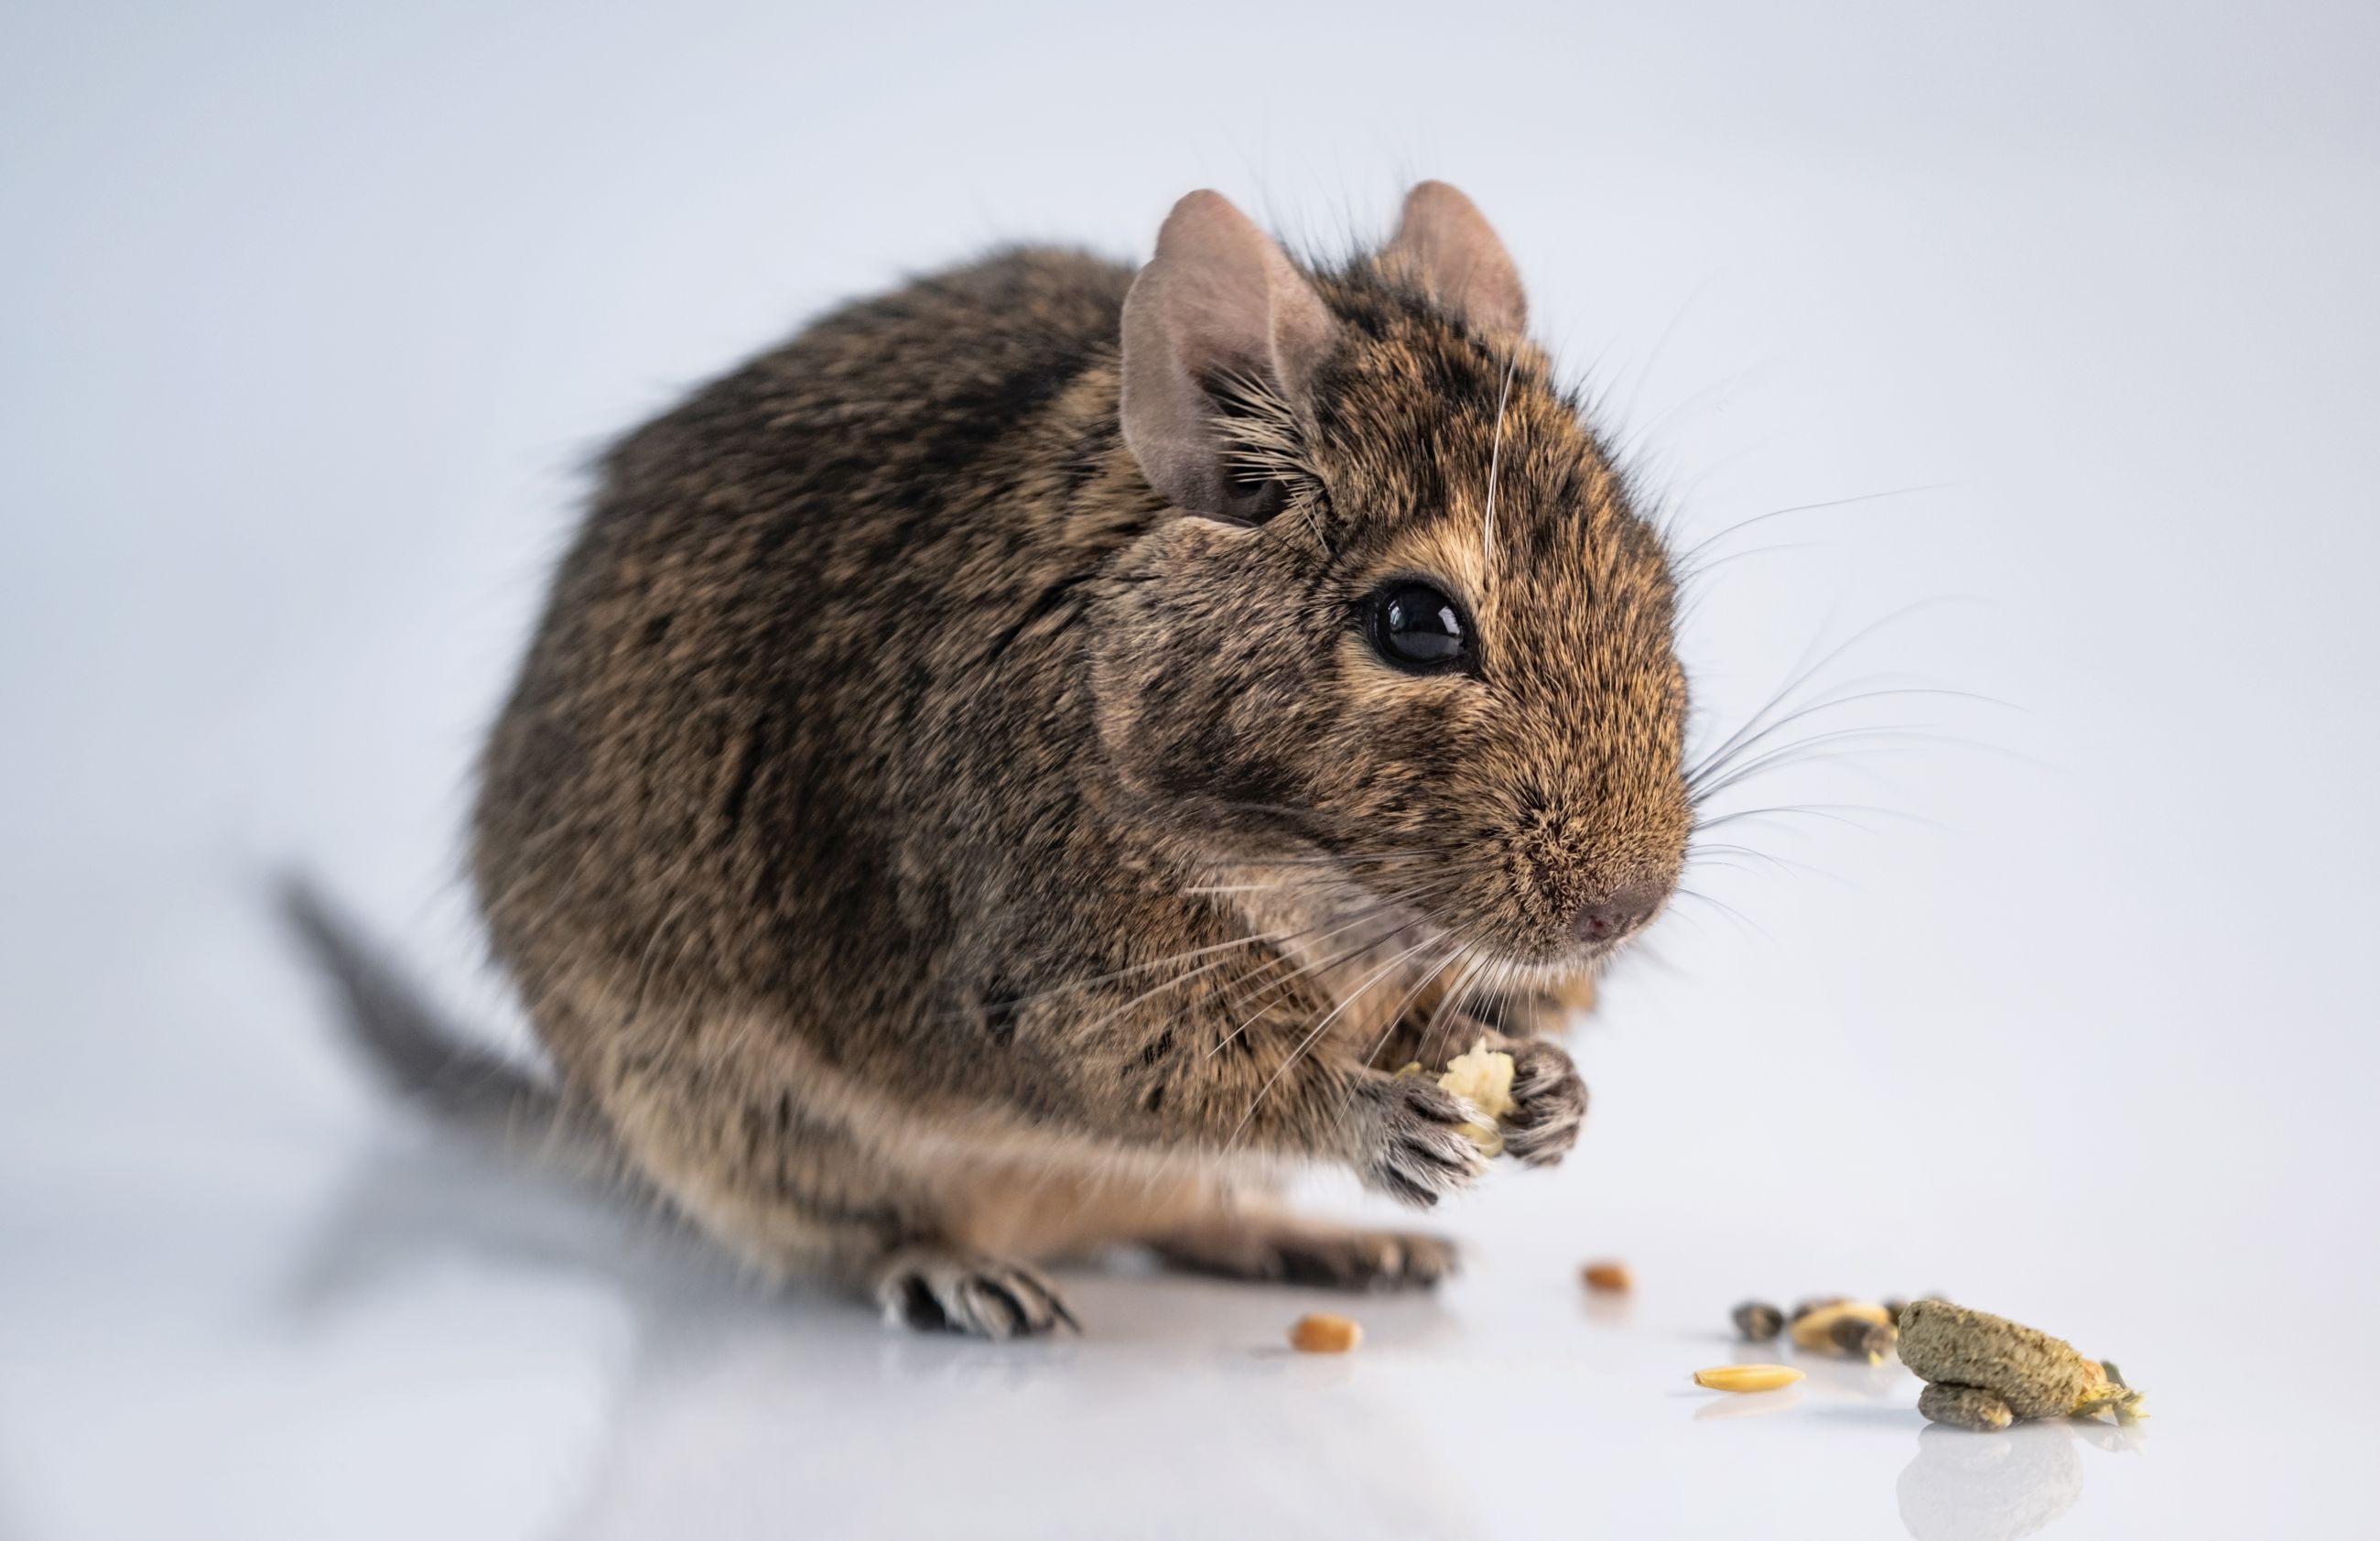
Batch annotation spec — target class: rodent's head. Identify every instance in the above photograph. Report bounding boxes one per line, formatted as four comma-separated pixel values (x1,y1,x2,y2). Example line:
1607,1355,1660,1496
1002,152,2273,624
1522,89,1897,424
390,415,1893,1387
1093,184,1691,974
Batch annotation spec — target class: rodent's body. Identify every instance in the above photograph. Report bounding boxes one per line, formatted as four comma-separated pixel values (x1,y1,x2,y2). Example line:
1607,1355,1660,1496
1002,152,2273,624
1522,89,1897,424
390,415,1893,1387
471,187,1691,1332
479,251,1277,1280
481,250,1160,1133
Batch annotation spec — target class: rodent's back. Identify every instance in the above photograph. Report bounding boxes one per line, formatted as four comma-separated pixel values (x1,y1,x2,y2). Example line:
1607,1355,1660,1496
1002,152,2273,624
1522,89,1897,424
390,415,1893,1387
474,248,1153,1048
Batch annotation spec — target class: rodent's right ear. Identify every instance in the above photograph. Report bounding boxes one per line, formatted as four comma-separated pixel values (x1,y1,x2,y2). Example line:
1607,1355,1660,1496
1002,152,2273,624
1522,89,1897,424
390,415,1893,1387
1120,190,1338,522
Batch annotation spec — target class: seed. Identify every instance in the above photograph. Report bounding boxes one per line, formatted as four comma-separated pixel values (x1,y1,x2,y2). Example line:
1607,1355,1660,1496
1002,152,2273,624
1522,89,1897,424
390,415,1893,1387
1582,1261,1633,1292
1731,1300,1786,1341
1882,1298,1910,1326
1829,1313,1899,1362
1289,1313,1362,1353
1790,1295,1847,1323
1790,1299,1894,1351
1693,1363,1805,1393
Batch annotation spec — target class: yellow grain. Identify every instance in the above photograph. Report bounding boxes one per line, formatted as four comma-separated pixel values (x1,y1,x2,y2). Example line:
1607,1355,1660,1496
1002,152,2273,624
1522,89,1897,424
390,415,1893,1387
1693,1363,1805,1393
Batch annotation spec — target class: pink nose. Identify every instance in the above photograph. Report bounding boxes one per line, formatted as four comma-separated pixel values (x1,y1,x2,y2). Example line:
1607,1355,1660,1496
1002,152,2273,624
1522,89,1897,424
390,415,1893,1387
1574,884,1663,945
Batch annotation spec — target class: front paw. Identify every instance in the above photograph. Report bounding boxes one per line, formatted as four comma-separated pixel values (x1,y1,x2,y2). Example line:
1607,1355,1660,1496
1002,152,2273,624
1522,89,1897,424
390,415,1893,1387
1352,1072,1490,1209
1502,1038,1587,1167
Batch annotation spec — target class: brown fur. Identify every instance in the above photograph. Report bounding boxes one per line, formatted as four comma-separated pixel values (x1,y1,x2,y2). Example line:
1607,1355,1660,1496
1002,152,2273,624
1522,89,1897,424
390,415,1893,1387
470,187,1691,1334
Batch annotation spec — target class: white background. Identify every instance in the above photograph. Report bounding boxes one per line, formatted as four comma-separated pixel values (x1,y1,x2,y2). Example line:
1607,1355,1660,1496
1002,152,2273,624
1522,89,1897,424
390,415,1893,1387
3,2,2375,1536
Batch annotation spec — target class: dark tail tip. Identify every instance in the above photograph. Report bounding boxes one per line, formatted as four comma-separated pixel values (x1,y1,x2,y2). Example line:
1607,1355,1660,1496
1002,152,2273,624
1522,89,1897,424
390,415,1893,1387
276,873,557,1129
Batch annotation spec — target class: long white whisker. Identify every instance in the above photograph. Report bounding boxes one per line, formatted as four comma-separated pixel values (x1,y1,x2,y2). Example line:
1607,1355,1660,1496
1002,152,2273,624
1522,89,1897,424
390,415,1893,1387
1202,878,1466,1059
1323,940,1469,1134
1483,353,1517,576
1226,930,1444,1151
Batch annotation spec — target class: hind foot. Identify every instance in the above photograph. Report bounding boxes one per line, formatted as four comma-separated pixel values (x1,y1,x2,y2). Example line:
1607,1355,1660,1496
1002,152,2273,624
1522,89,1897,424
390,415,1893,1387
1153,1215,1459,1291
871,1245,1078,1338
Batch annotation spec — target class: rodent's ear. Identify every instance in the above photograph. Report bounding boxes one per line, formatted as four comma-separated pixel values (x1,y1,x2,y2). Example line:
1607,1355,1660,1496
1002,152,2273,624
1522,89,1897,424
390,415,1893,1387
1120,190,1339,521
1380,180,1527,337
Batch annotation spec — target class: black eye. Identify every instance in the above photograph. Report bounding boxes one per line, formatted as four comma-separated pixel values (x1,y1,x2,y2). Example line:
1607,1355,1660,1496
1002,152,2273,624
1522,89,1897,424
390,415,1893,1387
1365,581,1470,673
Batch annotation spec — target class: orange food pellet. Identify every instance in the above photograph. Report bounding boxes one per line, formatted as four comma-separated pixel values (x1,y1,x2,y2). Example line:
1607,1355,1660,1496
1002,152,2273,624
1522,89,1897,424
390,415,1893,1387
1583,1260,1634,1292
1288,1312,1362,1353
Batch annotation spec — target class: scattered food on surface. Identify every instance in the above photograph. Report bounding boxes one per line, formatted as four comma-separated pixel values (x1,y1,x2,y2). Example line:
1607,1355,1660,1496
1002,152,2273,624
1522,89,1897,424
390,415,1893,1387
1829,1311,1899,1363
1898,1299,2146,1428
1790,1299,1895,1354
1790,1296,1849,1324
1288,1312,1362,1354
1693,1363,1806,1393
1582,1260,1633,1293
1731,1300,1786,1341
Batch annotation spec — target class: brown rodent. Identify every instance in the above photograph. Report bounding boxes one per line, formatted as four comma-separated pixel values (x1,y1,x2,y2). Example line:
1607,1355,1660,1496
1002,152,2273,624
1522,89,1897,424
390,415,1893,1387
312,183,1693,1337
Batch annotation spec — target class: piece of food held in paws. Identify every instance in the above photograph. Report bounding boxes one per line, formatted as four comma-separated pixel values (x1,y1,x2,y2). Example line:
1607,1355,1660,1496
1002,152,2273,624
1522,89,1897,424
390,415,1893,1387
1397,1039,1520,1156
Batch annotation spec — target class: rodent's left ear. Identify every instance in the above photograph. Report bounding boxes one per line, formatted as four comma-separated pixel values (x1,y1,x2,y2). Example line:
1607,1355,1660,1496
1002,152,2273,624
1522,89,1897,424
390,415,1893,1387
1120,190,1339,522
1380,181,1527,336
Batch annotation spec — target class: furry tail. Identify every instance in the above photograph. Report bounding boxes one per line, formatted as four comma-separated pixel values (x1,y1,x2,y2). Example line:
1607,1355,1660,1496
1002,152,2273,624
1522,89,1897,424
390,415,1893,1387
277,874,599,1163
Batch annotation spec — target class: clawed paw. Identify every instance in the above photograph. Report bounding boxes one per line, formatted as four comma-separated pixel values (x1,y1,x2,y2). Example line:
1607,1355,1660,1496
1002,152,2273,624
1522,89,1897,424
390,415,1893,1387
1500,1037,1587,1167
872,1248,1078,1339
1354,1072,1490,1208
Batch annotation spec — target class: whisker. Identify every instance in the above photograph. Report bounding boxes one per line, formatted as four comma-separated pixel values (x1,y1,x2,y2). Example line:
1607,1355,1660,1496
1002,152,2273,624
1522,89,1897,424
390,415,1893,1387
1225,928,1444,1151
951,874,1455,1029
1684,600,1973,783
1676,538,1827,581
1671,483,1958,572
1483,353,1517,575
1368,942,1466,1072
1670,885,1769,937
1690,801,1933,835
1691,725,1986,804
1201,878,1466,1058
1415,950,1494,1073
1688,684,2006,787
1209,848,1449,866
1324,940,1469,1133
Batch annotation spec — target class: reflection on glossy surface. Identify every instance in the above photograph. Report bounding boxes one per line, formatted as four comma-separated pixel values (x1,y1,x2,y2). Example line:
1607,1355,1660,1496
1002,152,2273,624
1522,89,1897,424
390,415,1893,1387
1580,1288,1638,1329
1693,1385,1804,1421
1897,1420,2147,1541
294,1138,1482,1540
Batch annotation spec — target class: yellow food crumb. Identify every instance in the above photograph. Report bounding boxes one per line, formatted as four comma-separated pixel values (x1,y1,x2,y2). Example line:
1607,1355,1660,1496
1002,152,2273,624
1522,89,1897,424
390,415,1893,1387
1437,1038,1517,1156
1289,1313,1362,1353
1693,1363,1804,1393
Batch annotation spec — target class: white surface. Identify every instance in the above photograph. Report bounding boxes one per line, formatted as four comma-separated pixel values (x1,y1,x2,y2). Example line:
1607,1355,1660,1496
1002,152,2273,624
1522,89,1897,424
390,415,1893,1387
3,2,2375,1537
